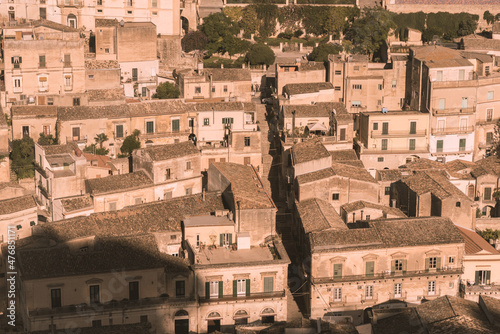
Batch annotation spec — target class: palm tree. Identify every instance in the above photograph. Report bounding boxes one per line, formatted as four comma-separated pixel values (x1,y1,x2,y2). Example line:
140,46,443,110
94,133,109,149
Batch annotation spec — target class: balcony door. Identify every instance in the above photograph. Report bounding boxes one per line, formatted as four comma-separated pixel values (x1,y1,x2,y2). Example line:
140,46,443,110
462,97,468,109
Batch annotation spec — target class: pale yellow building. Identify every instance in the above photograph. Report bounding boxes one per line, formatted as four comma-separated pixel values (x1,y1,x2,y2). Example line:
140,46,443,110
0,195,37,242
3,20,86,107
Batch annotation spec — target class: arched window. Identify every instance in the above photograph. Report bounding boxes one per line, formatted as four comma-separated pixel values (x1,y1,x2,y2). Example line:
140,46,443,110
67,14,77,28
175,310,189,317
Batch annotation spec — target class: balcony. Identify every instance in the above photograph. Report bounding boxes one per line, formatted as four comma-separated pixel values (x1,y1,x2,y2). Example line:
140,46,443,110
284,135,338,146
139,130,190,140
312,267,463,284
478,141,494,149
199,290,285,304
57,0,83,7
371,129,427,138
432,107,475,116
359,144,429,155
29,295,195,317
66,136,87,144
431,126,475,135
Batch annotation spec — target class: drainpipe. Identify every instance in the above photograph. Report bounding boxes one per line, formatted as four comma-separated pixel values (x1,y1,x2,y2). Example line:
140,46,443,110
209,74,213,99
237,200,241,233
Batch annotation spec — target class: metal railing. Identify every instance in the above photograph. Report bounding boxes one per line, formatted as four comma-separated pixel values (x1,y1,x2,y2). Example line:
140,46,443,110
432,107,475,115
199,290,285,303
431,126,475,135
371,129,427,138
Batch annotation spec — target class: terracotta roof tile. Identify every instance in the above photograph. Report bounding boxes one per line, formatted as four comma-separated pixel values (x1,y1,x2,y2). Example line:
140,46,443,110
85,170,153,195
283,82,333,95
204,68,251,82
291,138,331,165
457,225,500,255
143,140,199,161
296,198,347,234
60,195,94,213
341,200,406,217
0,195,36,215
283,102,346,118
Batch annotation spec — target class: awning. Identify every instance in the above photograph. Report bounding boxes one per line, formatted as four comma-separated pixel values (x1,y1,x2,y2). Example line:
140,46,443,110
307,122,327,131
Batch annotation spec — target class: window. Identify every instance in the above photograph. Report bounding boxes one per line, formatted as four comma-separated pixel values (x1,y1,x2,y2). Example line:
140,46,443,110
127,0,132,5
354,66,359,71
378,157,384,162
236,279,247,296
409,139,416,151
132,68,138,81
428,281,436,295
64,75,72,89
351,101,361,107
488,91,494,100
73,98,80,106
335,70,341,75
394,259,404,271
475,270,491,285
176,281,185,297
22,126,30,138
382,122,389,135
196,235,200,247
410,121,417,134
13,77,22,92
12,56,22,68
165,168,171,180
63,54,71,67
484,187,492,201
332,193,339,201
339,128,346,141
381,139,388,151
264,276,274,293
127,10,132,14
72,127,80,141
8,10,15,21
333,263,343,278
459,69,465,81
426,257,439,270
104,48,109,53
487,132,494,144
134,197,142,205
152,0,157,7
438,98,446,110
209,281,220,298
377,100,382,106
456,201,461,207
189,118,194,128
115,125,124,138
459,138,466,152
486,66,490,75
38,76,48,92
385,187,391,195
40,7,47,19
203,118,210,126
352,84,362,90
140,316,148,323
462,97,468,109
378,84,383,91
334,86,341,91
129,281,139,300
223,85,228,93
146,121,154,134
436,71,442,82
365,261,374,277
186,161,191,170
185,188,192,195
97,0,102,4
164,191,172,200
222,117,234,125
108,202,117,211
394,283,402,298
448,256,455,264
89,285,100,304
365,285,373,299
195,87,201,94
333,287,342,301
88,74,95,80
487,109,493,122
244,137,251,147
172,119,180,132
436,140,443,153
43,125,50,135
39,55,46,68
48,97,54,105
92,320,102,327
51,288,61,308
392,80,397,88
373,123,378,130
220,233,232,246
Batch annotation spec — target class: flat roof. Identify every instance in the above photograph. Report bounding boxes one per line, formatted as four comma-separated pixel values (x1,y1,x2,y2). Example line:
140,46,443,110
196,246,273,265
184,215,234,227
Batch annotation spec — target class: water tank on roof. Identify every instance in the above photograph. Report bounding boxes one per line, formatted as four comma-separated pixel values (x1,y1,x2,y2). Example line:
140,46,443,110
381,107,388,114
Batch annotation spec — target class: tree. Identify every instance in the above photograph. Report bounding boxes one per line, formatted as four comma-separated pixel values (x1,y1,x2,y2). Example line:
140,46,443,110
245,43,275,66
153,82,180,99
345,7,396,59
484,11,495,25
457,16,478,37
94,133,108,150
492,119,500,156
199,12,240,56
308,43,343,62
83,144,109,156
11,137,35,179
38,133,57,145
478,229,500,242
120,129,141,156
181,31,209,53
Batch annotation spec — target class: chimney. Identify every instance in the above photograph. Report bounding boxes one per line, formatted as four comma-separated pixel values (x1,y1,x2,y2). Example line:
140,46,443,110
352,212,356,223
292,110,296,141
360,210,364,221
391,199,396,208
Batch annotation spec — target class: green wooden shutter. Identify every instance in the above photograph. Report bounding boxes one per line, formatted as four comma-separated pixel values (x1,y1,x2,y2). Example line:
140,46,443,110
391,260,395,273
436,257,441,271
475,271,480,285
246,279,250,296
403,259,407,274
333,263,343,278
233,280,237,297
486,271,491,284
264,277,274,293
220,234,223,247
218,281,223,298
205,282,210,299
229,234,232,245
425,258,430,272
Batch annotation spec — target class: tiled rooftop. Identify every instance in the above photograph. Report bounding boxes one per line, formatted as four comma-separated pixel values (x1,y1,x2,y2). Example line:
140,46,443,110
83,153,112,169
85,170,153,195
211,162,274,210
283,102,347,118
341,200,406,217
203,68,251,82
283,82,333,95
457,225,500,255
330,162,376,183
143,140,199,161
310,217,463,252
42,143,79,156
296,167,336,185
87,88,125,102
60,195,94,213
18,234,189,280
42,192,225,241
0,195,36,215
85,60,120,69
291,138,331,165
377,169,403,182
472,156,500,177
296,198,347,234
33,19,79,32
401,170,471,201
